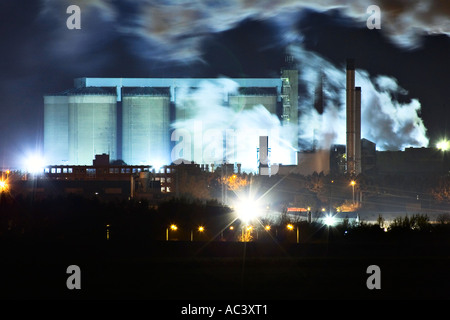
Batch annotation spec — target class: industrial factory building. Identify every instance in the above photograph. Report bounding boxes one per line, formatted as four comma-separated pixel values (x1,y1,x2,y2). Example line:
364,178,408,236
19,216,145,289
44,72,298,168
44,58,444,179
42,59,377,176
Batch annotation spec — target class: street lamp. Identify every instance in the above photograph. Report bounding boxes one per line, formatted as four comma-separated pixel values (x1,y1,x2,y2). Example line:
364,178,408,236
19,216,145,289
191,226,205,241
287,224,299,243
106,224,111,240
350,180,356,204
166,224,178,241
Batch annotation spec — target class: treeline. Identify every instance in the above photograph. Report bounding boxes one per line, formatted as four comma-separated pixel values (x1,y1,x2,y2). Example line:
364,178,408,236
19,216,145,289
0,193,234,242
1,193,450,244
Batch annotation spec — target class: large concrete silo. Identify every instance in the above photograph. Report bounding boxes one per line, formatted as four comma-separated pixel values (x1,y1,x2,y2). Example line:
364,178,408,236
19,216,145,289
68,87,117,165
122,87,170,167
44,95,69,165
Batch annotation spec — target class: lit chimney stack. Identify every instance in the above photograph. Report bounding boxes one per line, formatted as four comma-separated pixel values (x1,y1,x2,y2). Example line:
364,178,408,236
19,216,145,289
258,136,269,175
346,59,361,176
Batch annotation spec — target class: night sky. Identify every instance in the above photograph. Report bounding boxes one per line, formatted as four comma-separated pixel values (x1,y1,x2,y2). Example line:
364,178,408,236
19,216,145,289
0,0,449,168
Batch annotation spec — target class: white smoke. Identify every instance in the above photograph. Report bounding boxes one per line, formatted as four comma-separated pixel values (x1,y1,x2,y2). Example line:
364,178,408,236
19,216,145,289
132,0,449,57
171,79,297,172
39,0,432,152
42,0,450,61
290,45,429,150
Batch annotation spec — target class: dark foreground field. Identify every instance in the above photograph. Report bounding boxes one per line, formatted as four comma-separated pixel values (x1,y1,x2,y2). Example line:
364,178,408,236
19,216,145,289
1,239,449,300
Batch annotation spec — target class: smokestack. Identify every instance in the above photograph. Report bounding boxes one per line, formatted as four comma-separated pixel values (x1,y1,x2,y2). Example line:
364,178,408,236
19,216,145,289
258,136,269,175
346,58,356,175
346,59,362,176
355,87,361,175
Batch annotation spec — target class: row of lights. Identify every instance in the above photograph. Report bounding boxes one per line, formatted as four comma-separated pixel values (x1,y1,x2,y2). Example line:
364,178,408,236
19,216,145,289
104,220,338,241
165,223,302,241
166,224,206,241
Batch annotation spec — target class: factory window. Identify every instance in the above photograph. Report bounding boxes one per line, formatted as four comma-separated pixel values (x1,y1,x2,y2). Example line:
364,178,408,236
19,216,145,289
44,168,50,173
167,177,171,183
68,168,73,174
51,168,56,174
87,168,96,175
166,187,171,193
56,168,61,174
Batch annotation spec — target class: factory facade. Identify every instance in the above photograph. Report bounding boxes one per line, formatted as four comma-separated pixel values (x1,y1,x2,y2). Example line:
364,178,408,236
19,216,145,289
44,74,298,169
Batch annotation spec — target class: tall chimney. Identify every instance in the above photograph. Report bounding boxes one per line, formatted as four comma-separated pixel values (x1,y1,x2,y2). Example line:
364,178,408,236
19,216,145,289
258,136,269,175
346,58,356,175
355,87,361,175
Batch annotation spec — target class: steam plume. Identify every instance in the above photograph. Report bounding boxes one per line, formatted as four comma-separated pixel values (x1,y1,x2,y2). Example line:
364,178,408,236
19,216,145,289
290,45,429,150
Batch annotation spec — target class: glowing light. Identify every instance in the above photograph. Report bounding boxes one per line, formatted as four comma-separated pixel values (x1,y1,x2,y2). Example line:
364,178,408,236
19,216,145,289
324,215,336,226
151,160,166,172
265,225,271,231
222,174,249,191
170,224,178,231
23,154,46,174
287,224,294,230
350,180,356,186
0,180,8,192
198,226,204,232
437,139,450,151
229,226,234,230
234,197,262,223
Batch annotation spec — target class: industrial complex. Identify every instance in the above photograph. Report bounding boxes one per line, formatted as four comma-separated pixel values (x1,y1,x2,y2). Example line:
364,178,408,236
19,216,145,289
0,57,448,228
44,71,298,168
42,58,450,180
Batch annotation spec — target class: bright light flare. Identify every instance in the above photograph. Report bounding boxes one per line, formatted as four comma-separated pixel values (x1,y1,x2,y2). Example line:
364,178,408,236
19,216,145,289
23,154,46,174
170,224,178,231
0,180,8,192
234,197,263,223
198,226,204,232
437,139,450,151
324,215,337,226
